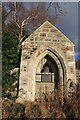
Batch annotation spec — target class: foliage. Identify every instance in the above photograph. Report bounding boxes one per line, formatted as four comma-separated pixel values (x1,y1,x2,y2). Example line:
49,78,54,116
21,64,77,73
2,30,20,98
2,30,20,66
2,87,80,119
25,90,66,118
2,98,25,118
63,87,80,119
25,88,80,119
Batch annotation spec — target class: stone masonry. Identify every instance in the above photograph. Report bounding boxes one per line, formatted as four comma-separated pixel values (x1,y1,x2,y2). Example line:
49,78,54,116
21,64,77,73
16,21,77,103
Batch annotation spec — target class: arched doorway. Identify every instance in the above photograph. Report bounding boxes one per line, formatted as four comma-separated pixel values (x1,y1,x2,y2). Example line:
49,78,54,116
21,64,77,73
24,46,67,102
35,53,63,100
41,55,59,85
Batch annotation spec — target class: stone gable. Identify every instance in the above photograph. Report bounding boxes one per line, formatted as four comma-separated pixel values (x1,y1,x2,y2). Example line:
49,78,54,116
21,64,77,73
22,21,74,62
17,21,76,103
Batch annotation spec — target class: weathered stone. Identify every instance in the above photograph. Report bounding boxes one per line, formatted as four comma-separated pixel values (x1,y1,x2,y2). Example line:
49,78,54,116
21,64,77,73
42,28,49,32
50,29,57,32
17,21,77,103
76,70,80,85
30,38,34,41
47,33,53,37
40,33,46,37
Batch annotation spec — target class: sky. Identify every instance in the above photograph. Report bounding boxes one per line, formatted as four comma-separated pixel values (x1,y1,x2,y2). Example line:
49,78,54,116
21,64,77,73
55,2,78,61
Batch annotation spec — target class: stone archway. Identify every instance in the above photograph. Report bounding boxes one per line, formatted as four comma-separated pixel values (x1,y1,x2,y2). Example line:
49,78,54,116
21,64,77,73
35,54,62,100
26,46,68,102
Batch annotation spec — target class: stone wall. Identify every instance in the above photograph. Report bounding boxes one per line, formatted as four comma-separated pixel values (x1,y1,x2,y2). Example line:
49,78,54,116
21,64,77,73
21,21,76,80
76,69,80,85
17,21,77,103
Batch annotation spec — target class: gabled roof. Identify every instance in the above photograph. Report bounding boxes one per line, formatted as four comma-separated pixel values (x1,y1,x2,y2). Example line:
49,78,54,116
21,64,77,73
22,20,74,46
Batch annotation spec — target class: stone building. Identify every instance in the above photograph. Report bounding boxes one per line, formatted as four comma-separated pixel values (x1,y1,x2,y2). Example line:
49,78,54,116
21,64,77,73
17,21,77,103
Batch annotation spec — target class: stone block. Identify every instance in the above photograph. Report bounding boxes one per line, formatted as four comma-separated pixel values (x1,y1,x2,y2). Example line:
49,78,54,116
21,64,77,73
42,28,49,32
40,33,46,37
50,29,57,32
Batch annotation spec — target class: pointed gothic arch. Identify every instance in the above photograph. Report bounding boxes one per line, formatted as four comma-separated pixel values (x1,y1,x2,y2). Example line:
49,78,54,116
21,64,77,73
25,46,68,101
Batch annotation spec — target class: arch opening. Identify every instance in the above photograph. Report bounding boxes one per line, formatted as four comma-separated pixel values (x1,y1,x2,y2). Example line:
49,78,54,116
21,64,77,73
36,55,59,89
26,47,67,101
35,53,63,99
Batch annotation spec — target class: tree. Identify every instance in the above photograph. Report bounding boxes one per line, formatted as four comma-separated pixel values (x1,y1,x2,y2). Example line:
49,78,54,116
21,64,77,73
2,30,20,98
2,2,66,44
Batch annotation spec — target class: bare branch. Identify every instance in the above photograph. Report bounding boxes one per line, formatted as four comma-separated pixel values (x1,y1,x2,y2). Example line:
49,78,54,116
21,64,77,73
14,0,20,28
19,16,31,43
